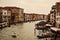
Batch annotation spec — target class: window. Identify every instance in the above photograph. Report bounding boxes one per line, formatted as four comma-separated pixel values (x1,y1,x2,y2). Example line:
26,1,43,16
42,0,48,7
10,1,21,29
59,24,60,28
52,21,53,22
54,16,55,17
52,19,53,20
0,11,2,14
54,20,55,21
3,12,7,15
4,12,6,14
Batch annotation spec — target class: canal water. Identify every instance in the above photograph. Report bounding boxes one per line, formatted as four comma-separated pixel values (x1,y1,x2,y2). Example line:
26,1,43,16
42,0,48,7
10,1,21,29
0,21,44,40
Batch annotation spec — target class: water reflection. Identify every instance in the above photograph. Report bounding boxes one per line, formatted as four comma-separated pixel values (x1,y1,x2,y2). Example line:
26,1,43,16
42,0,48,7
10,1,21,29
0,21,41,40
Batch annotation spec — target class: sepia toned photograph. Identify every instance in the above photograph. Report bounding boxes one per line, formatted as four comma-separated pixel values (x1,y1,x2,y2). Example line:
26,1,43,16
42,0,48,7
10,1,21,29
0,0,60,40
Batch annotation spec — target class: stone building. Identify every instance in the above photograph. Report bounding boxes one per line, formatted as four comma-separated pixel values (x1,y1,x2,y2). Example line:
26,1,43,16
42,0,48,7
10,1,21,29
3,7,24,23
49,2,60,28
56,2,60,28
0,7,11,27
50,5,56,26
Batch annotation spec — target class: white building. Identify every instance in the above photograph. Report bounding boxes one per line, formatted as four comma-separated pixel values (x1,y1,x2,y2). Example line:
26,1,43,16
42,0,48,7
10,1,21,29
0,7,11,27
49,5,56,26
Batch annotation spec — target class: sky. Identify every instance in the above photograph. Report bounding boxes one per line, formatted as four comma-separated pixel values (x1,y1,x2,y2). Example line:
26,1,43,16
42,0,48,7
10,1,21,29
0,0,60,14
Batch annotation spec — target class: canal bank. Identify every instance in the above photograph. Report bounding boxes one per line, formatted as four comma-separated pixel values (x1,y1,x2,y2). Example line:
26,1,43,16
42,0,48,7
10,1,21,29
0,21,41,40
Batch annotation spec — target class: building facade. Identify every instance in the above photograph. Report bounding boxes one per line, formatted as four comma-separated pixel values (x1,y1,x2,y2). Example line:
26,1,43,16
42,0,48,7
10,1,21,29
49,2,60,28
0,7,11,27
56,2,60,28
50,5,56,26
4,7,24,23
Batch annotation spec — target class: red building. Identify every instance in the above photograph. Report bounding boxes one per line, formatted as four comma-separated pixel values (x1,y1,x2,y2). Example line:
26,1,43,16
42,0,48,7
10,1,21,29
3,7,24,23
56,2,60,11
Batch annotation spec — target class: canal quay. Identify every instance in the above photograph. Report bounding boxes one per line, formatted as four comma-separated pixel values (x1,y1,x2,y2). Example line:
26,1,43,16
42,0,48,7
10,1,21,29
0,21,41,40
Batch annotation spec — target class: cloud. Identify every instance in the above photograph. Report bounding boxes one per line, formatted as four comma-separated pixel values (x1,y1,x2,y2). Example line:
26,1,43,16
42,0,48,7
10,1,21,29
20,1,51,8
20,1,51,14
0,0,59,14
